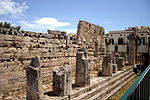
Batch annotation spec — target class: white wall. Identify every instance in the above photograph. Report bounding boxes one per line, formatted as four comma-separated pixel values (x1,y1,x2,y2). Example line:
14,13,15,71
106,33,129,53
105,31,149,54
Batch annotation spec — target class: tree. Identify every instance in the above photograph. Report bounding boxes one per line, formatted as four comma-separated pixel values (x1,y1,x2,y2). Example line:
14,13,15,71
0,21,21,31
16,26,21,31
3,22,11,28
0,22,3,27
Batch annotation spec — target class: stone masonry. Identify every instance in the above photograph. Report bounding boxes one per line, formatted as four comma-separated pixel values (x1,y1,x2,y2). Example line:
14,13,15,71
75,48,90,87
0,28,77,93
26,56,43,100
77,20,105,70
102,55,113,76
127,29,138,66
53,65,71,96
0,20,105,93
112,57,118,73
117,57,125,71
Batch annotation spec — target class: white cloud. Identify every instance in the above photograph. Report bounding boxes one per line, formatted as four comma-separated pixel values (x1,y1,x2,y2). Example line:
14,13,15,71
19,21,41,30
35,17,70,27
0,0,28,17
19,17,71,32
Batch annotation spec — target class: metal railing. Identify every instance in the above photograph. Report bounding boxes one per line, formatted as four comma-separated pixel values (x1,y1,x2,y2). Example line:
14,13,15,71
121,64,150,100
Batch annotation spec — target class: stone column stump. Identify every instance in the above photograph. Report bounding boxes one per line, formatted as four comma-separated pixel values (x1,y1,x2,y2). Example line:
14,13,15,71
102,56,113,76
53,65,72,96
117,57,125,70
26,56,43,100
112,64,118,73
75,48,90,87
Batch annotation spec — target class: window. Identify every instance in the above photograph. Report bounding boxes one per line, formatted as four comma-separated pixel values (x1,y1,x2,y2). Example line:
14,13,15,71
109,39,114,44
139,37,145,45
118,38,123,45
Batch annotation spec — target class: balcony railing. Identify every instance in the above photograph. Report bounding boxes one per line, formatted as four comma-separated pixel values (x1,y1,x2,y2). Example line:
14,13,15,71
121,64,150,100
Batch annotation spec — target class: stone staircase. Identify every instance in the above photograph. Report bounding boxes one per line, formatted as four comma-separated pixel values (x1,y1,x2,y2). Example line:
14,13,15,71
44,66,135,100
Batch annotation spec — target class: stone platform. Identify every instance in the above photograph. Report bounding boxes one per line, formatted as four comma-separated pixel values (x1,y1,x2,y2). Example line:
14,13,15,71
43,66,135,100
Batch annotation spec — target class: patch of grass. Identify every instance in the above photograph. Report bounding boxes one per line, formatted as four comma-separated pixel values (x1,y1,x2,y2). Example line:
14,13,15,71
107,74,140,100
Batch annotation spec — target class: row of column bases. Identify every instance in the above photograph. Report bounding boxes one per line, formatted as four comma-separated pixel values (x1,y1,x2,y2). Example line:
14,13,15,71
26,48,125,100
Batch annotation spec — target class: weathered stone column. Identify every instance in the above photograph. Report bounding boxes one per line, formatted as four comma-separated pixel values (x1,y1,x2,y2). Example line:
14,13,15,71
111,56,118,73
112,64,118,73
127,31,138,66
117,57,125,70
102,55,113,76
53,65,72,96
26,56,43,100
75,48,90,87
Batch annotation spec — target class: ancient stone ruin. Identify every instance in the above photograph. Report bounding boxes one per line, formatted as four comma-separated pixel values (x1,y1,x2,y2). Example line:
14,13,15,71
127,30,138,66
102,53,126,76
77,20,105,69
117,57,125,70
75,48,90,87
102,55,113,76
53,65,71,96
26,56,43,100
1,21,148,100
112,57,118,73
0,28,77,93
0,20,105,94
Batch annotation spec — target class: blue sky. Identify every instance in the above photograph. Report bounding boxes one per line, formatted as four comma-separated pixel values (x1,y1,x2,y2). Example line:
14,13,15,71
0,0,150,33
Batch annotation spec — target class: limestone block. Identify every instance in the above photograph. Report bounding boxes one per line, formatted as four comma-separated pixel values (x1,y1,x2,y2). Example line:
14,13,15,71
117,57,125,71
75,48,90,87
0,79,8,86
102,63,113,76
53,65,72,96
112,57,117,64
102,56,113,76
112,64,118,73
26,56,43,100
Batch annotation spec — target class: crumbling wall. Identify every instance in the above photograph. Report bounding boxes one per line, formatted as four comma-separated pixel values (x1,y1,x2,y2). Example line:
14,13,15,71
77,20,105,69
0,28,78,93
0,20,106,93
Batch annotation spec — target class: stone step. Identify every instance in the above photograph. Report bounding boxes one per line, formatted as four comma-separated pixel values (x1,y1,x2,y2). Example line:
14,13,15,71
72,67,134,100
101,73,136,100
88,72,135,100
69,66,133,100
70,66,132,99
44,66,134,100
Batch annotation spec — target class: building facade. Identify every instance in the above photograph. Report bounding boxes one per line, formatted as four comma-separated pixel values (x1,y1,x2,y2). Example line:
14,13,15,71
106,27,150,54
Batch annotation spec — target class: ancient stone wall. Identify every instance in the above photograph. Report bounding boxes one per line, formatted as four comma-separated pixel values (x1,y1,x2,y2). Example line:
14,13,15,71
77,20,105,69
0,28,78,93
0,20,105,93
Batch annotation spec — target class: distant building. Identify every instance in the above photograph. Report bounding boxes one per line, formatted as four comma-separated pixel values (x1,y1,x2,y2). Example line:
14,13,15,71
105,26,150,54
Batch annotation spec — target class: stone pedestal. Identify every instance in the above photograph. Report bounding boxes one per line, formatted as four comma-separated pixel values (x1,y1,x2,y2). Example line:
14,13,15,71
118,57,125,70
53,65,72,96
102,56,113,76
26,56,43,100
112,64,118,73
75,48,90,87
